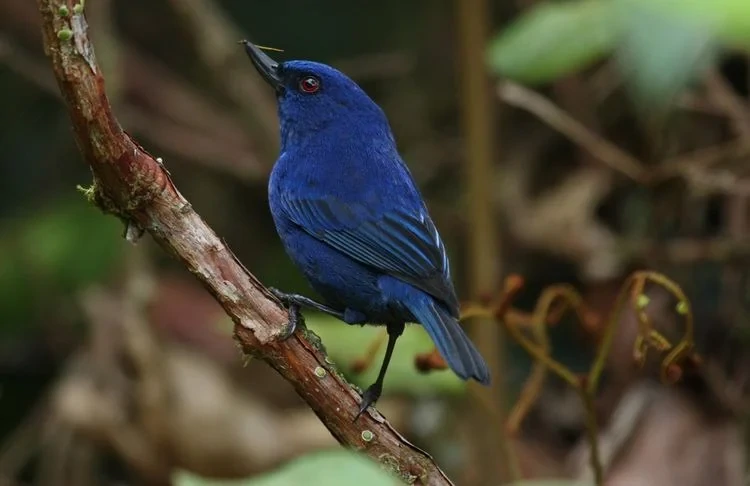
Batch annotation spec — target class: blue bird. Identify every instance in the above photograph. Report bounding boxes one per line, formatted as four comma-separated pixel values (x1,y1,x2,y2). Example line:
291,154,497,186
242,41,490,419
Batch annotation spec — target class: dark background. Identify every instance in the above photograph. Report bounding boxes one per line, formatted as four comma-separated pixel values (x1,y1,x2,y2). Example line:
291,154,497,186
1,1,749,485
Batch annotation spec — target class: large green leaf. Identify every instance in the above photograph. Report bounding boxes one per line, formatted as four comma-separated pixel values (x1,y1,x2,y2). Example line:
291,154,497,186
615,0,718,112
486,0,620,84
486,0,750,87
632,0,750,46
174,450,399,486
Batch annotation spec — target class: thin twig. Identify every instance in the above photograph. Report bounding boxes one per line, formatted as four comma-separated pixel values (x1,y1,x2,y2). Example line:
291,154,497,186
499,81,750,194
498,81,649,182
0,35,265,180
704,70,750,141
166,0,279,157
618,236,750,264
577,388,602,486
463,271,700,486
653,140,750,181
350,329,387,374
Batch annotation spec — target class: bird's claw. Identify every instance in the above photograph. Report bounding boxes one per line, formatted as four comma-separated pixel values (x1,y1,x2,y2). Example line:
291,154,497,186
270,287,300,341
280,303,301,340
354,382,382,421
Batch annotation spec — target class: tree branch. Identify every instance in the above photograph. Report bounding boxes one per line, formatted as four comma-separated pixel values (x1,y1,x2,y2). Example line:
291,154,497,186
498,80,649,183
37,2,453,484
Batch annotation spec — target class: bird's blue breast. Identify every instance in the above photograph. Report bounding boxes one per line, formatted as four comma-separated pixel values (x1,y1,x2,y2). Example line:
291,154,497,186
268,128,427,321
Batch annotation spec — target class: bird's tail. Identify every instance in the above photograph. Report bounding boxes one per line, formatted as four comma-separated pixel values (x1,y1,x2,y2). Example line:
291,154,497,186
406,297,491,385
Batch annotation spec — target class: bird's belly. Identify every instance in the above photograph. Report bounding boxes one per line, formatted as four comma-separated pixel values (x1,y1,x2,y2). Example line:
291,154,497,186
274,219,401,323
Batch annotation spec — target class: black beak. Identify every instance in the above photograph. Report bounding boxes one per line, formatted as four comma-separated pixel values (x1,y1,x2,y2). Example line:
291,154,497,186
240,40,283,91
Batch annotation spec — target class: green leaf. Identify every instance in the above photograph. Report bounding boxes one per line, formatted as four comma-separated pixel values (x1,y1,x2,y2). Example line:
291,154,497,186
174,450,400,486
629,0,750,47
615,0,718,112
304,313,465,394
486,0,620,83
485,0,750,87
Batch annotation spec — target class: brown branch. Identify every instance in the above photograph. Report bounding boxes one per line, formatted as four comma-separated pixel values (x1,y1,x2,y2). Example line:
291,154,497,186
498,81,750,194
457,0,516,481
704,70,750,141
37,2,452,484
619,237,750,263
0,37,262,179
498,81,650,183
652,140,750,181
166,0,279,158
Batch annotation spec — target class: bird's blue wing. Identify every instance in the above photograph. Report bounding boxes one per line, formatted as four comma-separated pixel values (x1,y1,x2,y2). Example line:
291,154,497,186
280,193,460,315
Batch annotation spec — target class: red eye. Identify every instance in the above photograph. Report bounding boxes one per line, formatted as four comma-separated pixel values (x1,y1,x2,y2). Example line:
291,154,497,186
298,76,321,94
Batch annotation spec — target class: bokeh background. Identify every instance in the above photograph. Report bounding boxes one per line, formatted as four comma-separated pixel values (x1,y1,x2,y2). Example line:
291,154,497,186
2,1,750,485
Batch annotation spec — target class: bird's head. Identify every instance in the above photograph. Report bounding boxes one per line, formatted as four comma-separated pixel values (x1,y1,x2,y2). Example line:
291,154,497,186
241,41,390,147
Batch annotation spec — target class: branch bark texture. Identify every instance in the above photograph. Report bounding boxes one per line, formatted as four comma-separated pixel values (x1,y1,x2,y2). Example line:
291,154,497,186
37,2,453,484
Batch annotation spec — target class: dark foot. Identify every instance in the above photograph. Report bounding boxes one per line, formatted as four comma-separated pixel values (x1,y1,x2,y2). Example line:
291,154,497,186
281,302,301,340
354,382,382,421
269,287,345,320
267,288,303,340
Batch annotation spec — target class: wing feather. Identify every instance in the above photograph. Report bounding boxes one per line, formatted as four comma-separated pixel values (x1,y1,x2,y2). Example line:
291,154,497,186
281,194,459,315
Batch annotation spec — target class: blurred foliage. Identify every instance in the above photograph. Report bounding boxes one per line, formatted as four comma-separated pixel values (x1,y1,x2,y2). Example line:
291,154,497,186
615,1,717,110
1,0,749,484
174,450,399,486
511,482,592,486
487,1,619,85
488,0,750,109
304,314,464,394
0,197,124,336
509,482,592,486
212,312,465,396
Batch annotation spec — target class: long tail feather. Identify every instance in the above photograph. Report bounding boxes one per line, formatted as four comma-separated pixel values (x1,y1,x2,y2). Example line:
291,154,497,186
407,297,491,385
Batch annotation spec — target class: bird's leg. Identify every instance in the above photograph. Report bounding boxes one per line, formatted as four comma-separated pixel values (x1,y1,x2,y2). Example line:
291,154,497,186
269,288,345,340
269,288,345,319
354,321,405,421
280,301,302,340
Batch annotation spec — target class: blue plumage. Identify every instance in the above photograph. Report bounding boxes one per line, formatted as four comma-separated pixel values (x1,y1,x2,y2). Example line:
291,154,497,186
243,43,490,418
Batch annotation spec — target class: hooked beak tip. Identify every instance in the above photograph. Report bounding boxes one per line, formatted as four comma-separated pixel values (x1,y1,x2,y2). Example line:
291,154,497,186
241,39,283,91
